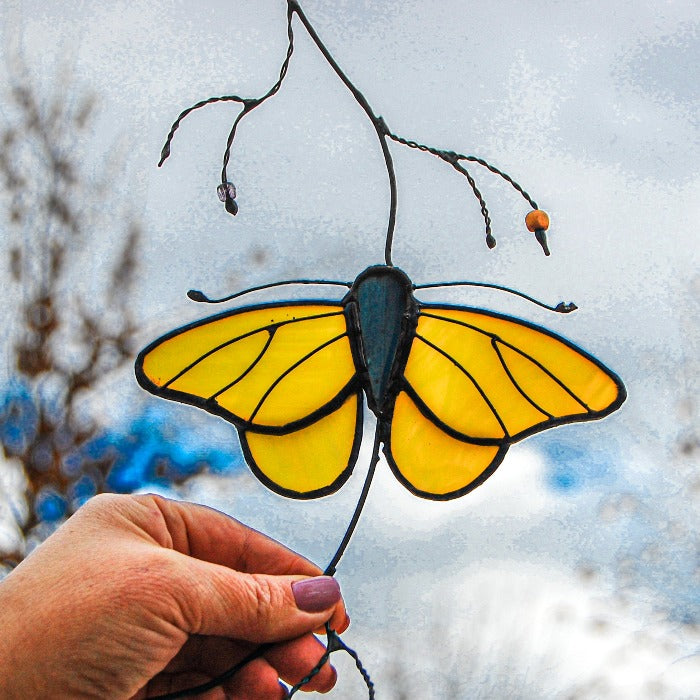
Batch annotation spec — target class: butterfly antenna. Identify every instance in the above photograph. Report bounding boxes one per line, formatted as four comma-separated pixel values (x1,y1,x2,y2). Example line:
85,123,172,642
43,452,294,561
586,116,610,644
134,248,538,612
414,280,577,313
187,278,352,304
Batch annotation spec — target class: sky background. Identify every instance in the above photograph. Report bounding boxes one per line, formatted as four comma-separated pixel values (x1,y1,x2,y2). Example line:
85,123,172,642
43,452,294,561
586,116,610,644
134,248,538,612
1,1,698,697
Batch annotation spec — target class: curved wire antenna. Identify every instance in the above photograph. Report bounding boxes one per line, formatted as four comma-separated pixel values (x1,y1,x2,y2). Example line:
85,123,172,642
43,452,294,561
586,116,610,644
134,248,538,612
414,280,577,313
187,278,352,304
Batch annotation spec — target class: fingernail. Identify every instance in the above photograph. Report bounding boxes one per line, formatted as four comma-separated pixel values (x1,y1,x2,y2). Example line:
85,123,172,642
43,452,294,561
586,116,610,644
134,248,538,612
292,576,341,613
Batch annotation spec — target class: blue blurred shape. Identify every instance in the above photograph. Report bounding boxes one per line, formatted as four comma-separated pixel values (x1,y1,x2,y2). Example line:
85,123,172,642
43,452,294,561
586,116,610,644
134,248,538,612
69,474,97,507
542,440,612,492
0,382,39,454
1,384,245,524
35,487,67,522
104,405,243,492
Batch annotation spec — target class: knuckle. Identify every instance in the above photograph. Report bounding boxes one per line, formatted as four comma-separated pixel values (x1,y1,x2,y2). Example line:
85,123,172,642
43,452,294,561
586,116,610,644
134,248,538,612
251,573,275,611
74,492,130,530
246,574,286,629
81,491,123,513
133,492,168,510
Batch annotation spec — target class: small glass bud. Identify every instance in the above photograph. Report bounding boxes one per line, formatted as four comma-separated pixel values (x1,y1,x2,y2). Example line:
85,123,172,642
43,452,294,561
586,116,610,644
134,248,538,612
534,229,550,256
225,197,239,216
217,182,237,202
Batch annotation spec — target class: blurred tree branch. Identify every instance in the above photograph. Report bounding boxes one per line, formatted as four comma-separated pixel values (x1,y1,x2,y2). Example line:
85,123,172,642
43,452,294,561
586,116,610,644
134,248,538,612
0,63,140,566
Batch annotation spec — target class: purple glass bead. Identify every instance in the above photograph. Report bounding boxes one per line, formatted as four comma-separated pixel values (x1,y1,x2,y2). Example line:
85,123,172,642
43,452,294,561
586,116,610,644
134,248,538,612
216,182,236,202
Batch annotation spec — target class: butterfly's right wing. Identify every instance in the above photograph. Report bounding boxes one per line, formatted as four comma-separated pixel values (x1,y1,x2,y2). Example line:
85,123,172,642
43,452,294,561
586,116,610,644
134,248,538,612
136,302,363,498
385,304,625,500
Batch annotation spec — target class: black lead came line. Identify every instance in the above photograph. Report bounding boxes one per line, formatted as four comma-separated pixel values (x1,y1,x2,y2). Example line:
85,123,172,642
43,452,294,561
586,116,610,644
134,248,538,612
161,309,344,389
412,333,509,439
490,338,554,421
209,332,274,400
248,332,348,423
420,310,591,412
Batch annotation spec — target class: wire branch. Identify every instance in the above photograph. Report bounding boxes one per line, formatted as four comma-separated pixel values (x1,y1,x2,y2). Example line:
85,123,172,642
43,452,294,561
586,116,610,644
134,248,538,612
158,2,296,172
383,128,542,249
158,0,547,261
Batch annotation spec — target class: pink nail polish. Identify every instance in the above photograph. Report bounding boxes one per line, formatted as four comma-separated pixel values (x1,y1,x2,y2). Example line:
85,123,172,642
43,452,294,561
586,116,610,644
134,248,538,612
292,576,341,612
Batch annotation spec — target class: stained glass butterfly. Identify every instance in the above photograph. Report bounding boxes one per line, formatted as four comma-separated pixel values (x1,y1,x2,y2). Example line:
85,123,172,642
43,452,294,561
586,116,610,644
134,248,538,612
137,2,628,695
135,264,626,500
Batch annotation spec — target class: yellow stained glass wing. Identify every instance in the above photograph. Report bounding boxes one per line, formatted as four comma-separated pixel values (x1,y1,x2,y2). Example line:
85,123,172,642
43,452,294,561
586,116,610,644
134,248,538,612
409,306,624,440
240,392,363,498
136,303,357,430
386,304,625,499
387,391,506,499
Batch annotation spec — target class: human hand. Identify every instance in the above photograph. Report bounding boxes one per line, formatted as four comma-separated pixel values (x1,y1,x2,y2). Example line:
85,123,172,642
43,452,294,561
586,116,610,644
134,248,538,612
0,493,348,699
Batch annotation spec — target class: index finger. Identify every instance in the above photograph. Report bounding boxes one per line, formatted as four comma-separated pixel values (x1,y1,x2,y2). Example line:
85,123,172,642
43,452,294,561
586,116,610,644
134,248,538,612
129,494,322,577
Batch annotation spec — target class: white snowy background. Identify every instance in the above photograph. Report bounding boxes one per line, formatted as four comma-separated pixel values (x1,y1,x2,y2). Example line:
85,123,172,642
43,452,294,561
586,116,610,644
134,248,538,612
0,1,698,697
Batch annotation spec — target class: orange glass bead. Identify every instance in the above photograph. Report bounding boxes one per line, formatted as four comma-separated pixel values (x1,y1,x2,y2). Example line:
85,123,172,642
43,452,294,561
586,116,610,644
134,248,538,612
525,210,550,232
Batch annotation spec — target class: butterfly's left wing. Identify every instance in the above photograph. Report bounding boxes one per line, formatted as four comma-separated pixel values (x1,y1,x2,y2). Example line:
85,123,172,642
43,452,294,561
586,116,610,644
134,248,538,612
135,302,363,498
385,304,626,500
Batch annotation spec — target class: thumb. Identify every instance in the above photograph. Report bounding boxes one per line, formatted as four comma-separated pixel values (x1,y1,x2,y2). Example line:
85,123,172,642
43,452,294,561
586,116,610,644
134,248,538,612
172,556,344,643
